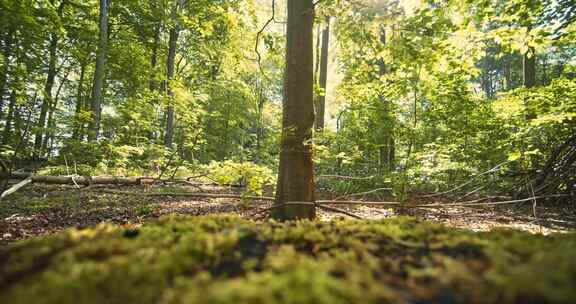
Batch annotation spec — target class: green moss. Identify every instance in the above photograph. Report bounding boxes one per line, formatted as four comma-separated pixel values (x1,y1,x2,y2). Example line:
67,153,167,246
1,215,575,303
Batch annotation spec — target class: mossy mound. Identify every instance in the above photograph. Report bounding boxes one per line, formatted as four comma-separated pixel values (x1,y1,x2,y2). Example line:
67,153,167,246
1,215,575,303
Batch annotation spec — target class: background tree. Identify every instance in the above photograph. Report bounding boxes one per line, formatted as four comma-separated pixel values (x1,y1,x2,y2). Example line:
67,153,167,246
88,0,109,141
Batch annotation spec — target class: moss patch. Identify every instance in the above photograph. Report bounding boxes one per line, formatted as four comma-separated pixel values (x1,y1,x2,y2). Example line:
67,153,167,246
1,215,575,303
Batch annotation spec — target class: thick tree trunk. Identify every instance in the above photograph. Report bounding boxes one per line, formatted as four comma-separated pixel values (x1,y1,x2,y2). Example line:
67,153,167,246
34,31,58,157
88,0,109,141
273,0,316,220
315,16,330,132
164,0,183,148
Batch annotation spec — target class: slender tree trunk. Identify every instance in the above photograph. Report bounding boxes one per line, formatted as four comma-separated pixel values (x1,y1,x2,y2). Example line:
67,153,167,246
88,0,109,141
523,46,536,88
256,83,264,151
34,31,59,157
315,16,330,132
273,0,316,220
314,25,321,84
377,26,394,171
541,54,548,85
43,67,70,153
149,23,161,91
0,31,12,122
2,91,16,145
504,57,512,91
72,62,86,140
164,0,183,148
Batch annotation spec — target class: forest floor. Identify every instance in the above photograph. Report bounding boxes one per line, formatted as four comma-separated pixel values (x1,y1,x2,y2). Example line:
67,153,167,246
1,183,575,245
1,182,576,303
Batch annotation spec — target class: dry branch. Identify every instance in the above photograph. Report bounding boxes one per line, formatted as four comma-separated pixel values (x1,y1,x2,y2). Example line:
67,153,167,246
254,202,363,219
316,175,375,181
3,172,146,186
316,200,401,206
2,173,244,188
335,187,393,200
0,177,33,200
93,189,275,201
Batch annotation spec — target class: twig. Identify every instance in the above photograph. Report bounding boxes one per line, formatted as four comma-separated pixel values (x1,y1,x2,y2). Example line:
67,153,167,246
316,200,401,206
316,175,375,181
254,202,363,219
255,0,276,81
419,160,512,198
335,187,392,200
317,205,363,219
416,194,572,208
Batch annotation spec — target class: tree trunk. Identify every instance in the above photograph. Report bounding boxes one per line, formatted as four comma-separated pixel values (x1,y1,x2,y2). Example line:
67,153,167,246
504,57,512,91
72,62,86,140
2,91,16,145
164,0,183,148
149,23,161,91
88,0,109,141
273,0,316,221
43,67,70,154
256,83,264,152
0,30,12,122
541,54,548,85
377,26,394,171
315,16,330,132
523,46,536,88
34,31,59,157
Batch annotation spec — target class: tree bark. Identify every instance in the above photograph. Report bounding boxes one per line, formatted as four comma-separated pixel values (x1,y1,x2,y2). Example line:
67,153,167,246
523,46,536,88
88,0,109,141
377,26,394,171
34,30,59,157
2,91,16,145
164,0,183,148
0,30,12,122
43,67,70,154
315,16,330,132
149,23,161,91
273,0,316,220
72,62,86,140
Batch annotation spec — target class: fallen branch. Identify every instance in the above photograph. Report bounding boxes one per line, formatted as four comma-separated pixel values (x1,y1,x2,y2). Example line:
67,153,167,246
317,175,375,181
409,194,572,208
0,177,33,200
254,202,363,219
317,205,363,219
317,200,401,206
93,189,275,201
2,173,245,188
335,187,393,200
3,173,146,186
